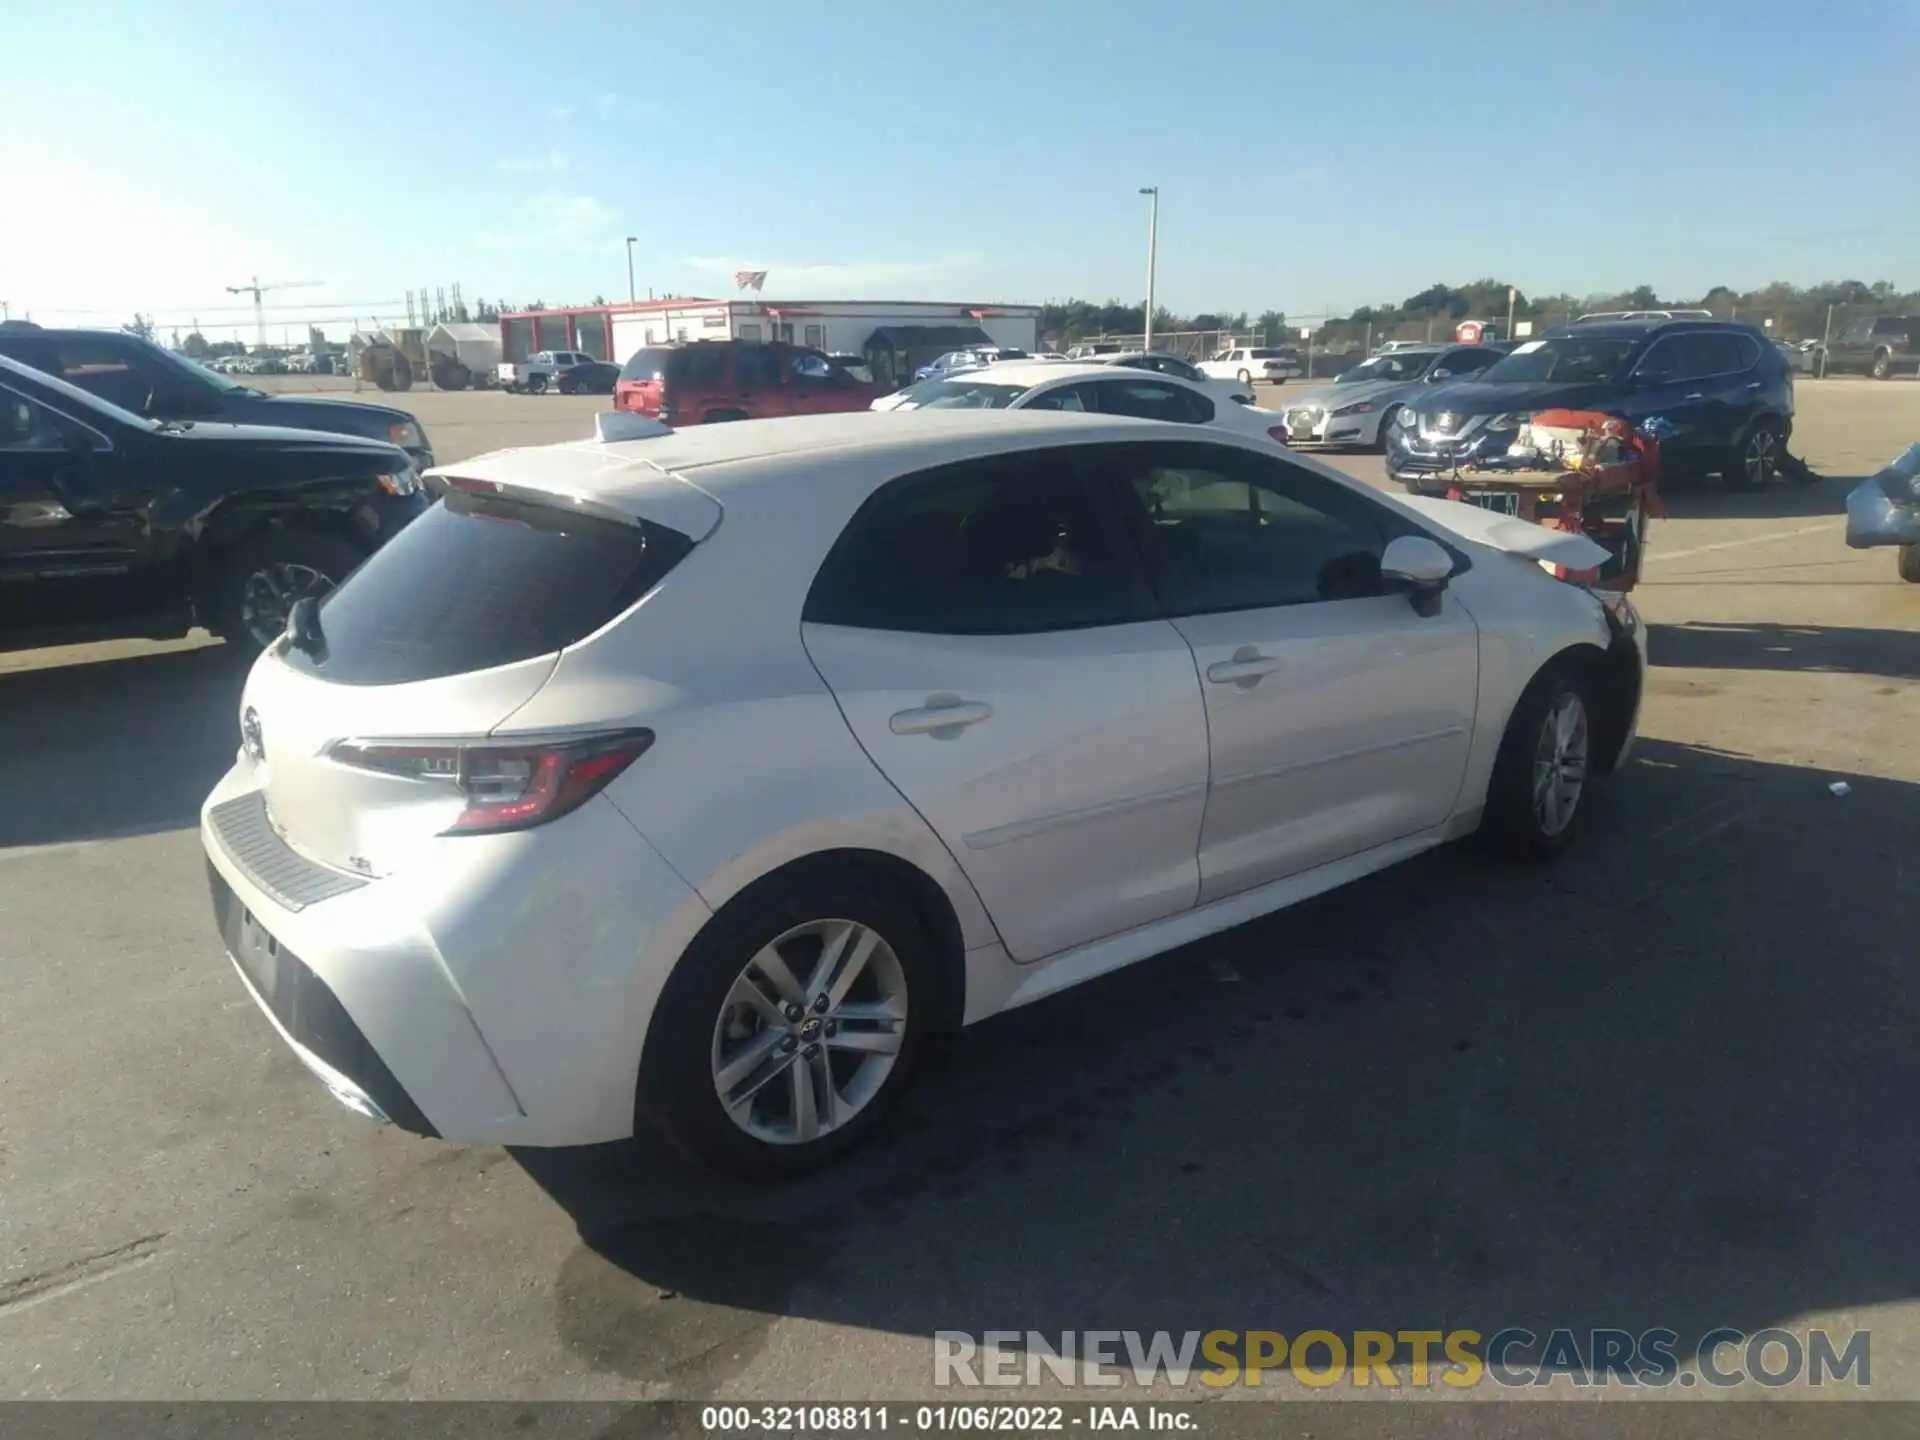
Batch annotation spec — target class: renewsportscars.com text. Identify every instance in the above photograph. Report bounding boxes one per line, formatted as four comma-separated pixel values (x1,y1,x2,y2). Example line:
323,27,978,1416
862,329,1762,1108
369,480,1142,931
933,1328,1871,1389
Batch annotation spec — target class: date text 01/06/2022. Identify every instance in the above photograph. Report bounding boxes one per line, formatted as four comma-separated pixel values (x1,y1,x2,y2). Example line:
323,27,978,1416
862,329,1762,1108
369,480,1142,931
700,1404,1197,1432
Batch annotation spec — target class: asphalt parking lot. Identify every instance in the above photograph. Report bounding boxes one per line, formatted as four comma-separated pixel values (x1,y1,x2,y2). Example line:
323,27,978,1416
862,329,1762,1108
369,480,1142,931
3,378,1918,1403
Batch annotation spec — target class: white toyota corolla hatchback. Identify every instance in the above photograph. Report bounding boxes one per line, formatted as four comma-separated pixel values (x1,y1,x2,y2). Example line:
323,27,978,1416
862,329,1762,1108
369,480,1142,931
202,409,1645,1175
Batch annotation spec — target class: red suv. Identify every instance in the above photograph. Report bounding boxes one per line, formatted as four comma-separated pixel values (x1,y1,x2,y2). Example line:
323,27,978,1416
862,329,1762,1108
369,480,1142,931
615,340,884,423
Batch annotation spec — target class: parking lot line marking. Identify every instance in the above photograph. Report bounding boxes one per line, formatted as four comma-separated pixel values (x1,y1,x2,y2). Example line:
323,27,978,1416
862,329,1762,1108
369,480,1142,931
1645,520,1844,565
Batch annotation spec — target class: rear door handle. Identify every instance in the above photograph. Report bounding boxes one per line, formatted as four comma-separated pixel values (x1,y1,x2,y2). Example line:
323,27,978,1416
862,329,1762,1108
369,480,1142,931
1206,651,1281,686
1684,392,1704,401
890,698,993,736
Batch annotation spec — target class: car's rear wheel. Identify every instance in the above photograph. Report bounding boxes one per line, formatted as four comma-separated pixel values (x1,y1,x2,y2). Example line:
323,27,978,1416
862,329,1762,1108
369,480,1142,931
1871,350,1894,381
1723,419,1782,491
641,866,932,1177
1237,368,1253,386
217,530,366,652
1899,544,1920,584
1480,660,1596,860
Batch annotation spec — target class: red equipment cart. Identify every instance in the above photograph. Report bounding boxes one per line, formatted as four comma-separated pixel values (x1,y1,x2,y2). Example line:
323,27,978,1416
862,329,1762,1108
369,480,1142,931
1437,409,1665,592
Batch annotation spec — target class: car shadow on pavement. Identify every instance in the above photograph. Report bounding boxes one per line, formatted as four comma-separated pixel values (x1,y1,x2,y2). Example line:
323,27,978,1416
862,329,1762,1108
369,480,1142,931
1657,474,1856,521
1650,621,1920,680
0,644,243,849
515,739,1920,1391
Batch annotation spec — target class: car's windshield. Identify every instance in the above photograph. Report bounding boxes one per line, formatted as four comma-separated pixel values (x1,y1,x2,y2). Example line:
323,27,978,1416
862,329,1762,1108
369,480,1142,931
888,378,1029,410
1336,351,1437,383
1478,336,1640,384
160,347,259,395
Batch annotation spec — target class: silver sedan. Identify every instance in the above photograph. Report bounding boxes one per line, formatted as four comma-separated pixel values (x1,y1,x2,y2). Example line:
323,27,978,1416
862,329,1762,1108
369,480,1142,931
1281,344,1505,449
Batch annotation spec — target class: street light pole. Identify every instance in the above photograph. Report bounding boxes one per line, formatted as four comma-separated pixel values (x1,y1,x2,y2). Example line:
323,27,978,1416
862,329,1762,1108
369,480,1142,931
625,236,639,305
1139,186,1159,352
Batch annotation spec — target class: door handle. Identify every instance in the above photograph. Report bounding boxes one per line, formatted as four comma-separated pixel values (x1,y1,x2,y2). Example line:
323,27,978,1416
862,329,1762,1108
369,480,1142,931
1746,381,1762,390
890,697,992,736
1206,650,1280,686
1684,392,1704,401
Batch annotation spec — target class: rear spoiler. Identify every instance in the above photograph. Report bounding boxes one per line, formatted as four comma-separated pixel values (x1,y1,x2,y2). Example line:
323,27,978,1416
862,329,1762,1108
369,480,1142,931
595,412,672,443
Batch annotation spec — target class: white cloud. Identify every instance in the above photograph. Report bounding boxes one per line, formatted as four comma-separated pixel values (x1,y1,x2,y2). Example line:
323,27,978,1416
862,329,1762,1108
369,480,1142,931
479,193,619,252
683,252,985,295
497,150,571,175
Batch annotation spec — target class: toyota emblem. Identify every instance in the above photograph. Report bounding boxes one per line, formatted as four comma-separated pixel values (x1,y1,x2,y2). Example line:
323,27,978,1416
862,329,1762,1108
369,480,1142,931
241,707,266,763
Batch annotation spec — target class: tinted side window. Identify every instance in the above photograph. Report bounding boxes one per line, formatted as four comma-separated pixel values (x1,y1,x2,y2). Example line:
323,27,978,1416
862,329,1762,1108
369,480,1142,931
0,385,82,451
621,347,676,381
1443,347,1500,375
1093,379,1213,424
1633,336,1690,381
47,337,168,414
736,346,781,388
1022,382,1095,412
804,451,1144,635
1697,333,1758,375
790,351,834,381
1112,444,1390,613
681,345,729,386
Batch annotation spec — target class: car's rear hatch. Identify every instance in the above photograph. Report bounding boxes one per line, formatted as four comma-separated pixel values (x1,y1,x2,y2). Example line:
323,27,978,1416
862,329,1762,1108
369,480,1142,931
615,345,677,417
236,468,711,879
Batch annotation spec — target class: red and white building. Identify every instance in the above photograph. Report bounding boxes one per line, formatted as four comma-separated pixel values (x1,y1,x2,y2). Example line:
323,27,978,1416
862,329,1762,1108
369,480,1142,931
499,297,1043,388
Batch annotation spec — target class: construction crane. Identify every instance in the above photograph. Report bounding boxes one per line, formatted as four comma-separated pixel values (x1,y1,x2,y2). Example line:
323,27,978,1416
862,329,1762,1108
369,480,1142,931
225,277,322,350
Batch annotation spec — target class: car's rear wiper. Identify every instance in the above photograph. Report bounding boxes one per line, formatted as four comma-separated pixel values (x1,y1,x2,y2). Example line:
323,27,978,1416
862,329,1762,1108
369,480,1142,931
286,596,328,660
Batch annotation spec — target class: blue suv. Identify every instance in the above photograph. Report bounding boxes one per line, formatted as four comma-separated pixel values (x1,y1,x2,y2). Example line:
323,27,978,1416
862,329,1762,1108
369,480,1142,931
1385,319,1796,491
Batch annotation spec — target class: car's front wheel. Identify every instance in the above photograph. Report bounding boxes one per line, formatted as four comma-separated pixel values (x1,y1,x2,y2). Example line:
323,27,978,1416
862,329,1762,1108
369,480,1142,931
642,866,932,1177
217,530,366,652
1724,420,1782,490
1481,660,1596,860
1237,368,1253,386
1872,350,1894,381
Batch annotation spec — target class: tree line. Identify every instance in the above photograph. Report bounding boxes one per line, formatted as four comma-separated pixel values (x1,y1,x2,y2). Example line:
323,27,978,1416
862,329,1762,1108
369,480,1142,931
1041,278,1920,350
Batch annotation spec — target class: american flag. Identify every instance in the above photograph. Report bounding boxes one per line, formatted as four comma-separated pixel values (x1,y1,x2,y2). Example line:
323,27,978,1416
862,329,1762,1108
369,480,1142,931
734,270,768,292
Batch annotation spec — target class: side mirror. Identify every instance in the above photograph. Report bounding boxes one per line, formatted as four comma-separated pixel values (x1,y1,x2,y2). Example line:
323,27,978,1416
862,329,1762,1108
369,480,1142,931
1381,535,1455,616
1429,368,1452,381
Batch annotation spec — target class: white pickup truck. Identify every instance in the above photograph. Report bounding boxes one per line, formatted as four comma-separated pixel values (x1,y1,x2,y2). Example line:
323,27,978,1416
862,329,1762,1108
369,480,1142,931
1198,346,1302,386
496,349,596,394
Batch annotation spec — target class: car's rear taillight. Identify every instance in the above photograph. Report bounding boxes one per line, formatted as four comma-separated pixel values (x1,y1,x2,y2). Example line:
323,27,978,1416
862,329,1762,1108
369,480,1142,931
327,729,653,835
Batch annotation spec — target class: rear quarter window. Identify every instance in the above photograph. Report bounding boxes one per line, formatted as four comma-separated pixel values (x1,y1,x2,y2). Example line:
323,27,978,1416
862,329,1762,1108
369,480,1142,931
619,347,676,382
285,490,693,686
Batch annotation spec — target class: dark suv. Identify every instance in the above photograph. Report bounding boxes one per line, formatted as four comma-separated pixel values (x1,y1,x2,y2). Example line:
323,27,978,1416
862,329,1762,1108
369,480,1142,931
615,340,883,424
0,322,433,467
1823,315,1919,380
1,355,426,654
1386,320,1796,491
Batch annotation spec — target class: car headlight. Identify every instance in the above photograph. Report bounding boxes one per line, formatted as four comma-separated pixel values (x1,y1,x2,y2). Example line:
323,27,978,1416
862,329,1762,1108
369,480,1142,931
388,420,425,449
376,467,421,497
1486,411,1534,431
1330,400,1376,417
1394,408,1419,429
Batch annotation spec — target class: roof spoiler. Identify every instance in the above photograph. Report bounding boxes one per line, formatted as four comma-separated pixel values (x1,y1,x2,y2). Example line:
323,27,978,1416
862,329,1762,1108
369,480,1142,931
595,412,673,443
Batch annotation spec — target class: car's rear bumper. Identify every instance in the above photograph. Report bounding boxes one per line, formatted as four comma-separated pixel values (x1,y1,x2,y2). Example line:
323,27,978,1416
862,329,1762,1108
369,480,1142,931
200,766,712,1147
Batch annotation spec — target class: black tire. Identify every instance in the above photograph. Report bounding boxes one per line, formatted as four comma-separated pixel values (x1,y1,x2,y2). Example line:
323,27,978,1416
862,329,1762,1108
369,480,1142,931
1871,350,1893,381
1723,418,1782,491
1899,544,1920,584
640,864,935,1178
1479,658,1597,861
1237,368,1253,386
216,529,366,653
525,372,549,395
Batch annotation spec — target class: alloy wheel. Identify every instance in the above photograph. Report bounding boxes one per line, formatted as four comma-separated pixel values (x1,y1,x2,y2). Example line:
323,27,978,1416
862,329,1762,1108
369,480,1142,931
711,918,909,1146
1743,427,1778,487
1532,692,1590,838
239,562,335,647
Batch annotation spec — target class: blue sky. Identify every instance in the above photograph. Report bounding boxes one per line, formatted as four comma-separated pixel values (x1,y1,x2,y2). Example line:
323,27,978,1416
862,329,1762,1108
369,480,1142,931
3,0,1917,342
